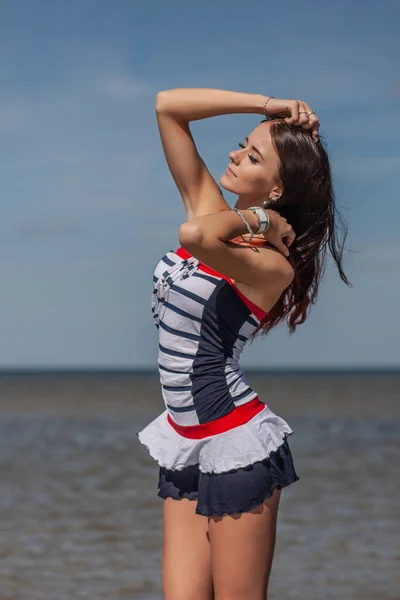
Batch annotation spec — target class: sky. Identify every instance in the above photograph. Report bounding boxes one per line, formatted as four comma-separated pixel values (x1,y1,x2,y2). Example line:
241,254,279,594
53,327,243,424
0,0,399,369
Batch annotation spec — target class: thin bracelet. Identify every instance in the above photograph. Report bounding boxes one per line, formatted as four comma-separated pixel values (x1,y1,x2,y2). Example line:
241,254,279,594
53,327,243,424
263,96,274,117
233,208,254,243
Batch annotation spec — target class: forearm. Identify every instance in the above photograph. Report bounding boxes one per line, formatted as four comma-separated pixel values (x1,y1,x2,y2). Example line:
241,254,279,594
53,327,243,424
155,88,267,122
179,209,261,248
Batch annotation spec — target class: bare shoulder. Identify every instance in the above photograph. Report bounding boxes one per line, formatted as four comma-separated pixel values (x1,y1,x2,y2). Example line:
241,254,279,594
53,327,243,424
259,245,295,286
232,244,294,314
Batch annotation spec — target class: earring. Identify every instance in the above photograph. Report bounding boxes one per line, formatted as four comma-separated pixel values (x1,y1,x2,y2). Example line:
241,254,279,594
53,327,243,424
262,196,280,209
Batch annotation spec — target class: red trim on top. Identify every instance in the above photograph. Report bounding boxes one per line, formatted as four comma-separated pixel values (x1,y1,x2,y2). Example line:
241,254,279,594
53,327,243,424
232,286,267,321
175,246,268,321
167,396,266,439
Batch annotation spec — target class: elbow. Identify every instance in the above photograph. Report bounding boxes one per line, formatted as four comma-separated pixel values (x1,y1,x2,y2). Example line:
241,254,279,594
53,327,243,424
155,90,174,113
178,222,206,251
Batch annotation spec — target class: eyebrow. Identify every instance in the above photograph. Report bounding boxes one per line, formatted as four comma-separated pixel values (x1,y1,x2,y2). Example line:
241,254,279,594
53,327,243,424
245,137,264,159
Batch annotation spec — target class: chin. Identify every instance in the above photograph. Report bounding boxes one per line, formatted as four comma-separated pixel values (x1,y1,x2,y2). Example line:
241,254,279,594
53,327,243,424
219,173,238,193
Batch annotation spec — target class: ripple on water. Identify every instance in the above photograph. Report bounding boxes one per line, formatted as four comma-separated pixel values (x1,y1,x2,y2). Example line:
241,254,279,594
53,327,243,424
0,375,399,599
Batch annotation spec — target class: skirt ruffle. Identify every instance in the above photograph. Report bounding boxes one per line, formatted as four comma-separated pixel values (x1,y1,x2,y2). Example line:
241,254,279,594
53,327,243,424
136,403,295,474
157,436,300,516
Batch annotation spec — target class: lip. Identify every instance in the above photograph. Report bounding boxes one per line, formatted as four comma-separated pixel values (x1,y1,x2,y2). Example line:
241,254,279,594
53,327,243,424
225,166,237,177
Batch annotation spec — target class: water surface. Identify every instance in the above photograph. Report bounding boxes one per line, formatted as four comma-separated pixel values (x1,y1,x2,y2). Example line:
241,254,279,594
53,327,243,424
0,372,398,599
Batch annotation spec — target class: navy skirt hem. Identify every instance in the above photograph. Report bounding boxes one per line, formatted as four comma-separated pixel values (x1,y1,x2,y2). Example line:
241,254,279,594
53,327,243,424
157,436,300,517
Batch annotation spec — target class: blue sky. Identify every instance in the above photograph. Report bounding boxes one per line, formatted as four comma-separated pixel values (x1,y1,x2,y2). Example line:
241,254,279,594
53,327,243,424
0,0,399,369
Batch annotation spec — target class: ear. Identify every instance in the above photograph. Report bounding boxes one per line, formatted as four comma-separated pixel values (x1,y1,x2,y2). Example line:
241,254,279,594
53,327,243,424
270,184,283,200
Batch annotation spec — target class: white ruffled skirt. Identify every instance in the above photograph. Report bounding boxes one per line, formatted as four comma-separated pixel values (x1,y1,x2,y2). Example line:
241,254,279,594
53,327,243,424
136,403,295,474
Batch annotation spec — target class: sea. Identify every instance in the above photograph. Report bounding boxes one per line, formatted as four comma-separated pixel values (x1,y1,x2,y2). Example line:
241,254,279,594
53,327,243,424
0,370,399,600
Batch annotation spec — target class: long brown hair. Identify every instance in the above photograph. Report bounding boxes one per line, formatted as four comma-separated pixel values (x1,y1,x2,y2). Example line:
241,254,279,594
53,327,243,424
253,118,351,339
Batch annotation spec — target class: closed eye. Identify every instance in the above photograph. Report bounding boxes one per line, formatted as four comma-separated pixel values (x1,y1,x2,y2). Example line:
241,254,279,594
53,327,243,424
238,142,258,164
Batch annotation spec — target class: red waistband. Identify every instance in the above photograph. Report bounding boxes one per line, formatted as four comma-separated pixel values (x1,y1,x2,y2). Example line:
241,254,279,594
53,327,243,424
166,397,265,439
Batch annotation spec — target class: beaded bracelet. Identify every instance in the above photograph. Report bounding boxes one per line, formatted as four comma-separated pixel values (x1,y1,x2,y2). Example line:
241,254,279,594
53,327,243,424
232,208,255,243
263,96,274,117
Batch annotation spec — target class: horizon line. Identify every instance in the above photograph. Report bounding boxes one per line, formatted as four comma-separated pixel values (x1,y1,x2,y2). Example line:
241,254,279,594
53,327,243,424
0,366,399,377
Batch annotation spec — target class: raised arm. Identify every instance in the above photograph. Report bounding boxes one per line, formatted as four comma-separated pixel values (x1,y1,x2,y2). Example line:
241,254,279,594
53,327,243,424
155,88,268,221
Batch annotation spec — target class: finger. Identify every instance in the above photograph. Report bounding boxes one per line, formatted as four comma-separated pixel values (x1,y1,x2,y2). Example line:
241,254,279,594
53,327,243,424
303,101,320,140
272,236,290,257
297,101,310,127
284,100,300,125
311,117,320,141
286,229,296,246
281,224,295,244
307,112,320,138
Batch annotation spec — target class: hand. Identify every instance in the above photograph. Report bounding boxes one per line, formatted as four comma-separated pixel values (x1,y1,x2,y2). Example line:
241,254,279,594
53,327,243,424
264,97,320,142
263,210,296,257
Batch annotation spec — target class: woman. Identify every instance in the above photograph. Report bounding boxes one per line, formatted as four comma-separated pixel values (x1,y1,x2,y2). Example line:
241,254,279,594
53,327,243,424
137,89,349,600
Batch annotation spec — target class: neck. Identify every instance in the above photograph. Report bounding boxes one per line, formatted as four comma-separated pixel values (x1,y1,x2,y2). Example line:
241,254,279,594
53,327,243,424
234,195,264,211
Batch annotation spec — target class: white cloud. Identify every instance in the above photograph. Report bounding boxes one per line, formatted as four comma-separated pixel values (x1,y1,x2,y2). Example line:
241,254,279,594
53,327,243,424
95,72,154,100
0,68,160,219
12,220,86,240
0,68,154,136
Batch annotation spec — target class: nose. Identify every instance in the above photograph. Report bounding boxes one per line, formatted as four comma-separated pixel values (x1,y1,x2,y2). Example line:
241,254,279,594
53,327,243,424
228,149,240,165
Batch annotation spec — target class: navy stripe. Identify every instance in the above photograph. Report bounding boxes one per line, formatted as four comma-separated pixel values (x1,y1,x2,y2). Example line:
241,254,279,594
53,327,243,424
192,271,220,284
159,343,197,359
166,403,196,413
163,301,203,323
163,384,193,392
159,320,201,342
225,368,239,377
161,255,176,267
247,316,258,327
155,268,218,287
154,288,206,308
170,284,207,306
159,363,188,374
228,374,241,387
237,334,247,342
232,387,253,402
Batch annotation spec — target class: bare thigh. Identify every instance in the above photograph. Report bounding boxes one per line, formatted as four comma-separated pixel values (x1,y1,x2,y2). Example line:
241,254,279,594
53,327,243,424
162,497,213,600
208,487,282,600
